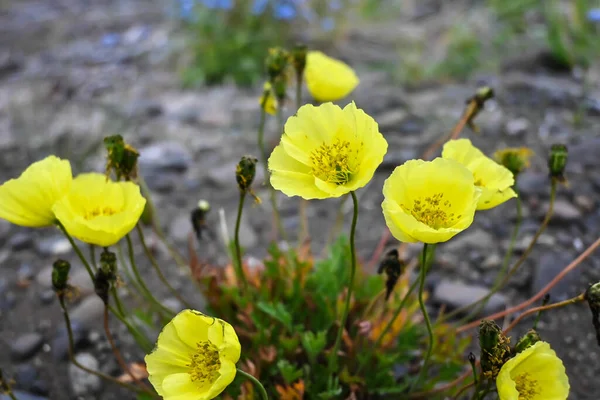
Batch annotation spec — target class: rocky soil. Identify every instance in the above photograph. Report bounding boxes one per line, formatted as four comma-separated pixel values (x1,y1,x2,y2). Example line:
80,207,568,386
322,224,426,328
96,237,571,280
0,0,599,399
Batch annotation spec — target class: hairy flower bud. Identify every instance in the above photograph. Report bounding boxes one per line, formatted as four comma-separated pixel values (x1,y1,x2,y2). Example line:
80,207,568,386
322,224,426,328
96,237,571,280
52,259,71,293
236,156,258,193
104,134,139,181
548,144,568,183
265,47,290,81
479,320,511,379
291,43,308,77
494,147,534,178
95,250,118,305
585,282,600,346
513,329,541,354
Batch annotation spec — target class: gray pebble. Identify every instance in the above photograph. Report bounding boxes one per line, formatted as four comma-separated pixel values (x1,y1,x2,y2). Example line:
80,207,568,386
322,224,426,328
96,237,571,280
432,280,507,319
10,332,44,361
69,353,102,396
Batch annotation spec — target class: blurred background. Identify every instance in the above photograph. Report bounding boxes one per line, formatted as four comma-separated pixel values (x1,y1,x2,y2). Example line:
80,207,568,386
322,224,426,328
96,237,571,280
1,0,600,399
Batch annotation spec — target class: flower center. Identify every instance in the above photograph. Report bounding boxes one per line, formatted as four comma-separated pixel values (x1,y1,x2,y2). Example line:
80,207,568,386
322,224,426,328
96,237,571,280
188,341,221,385
309,139,359,185
84,206,118,220
402,193,461,229
514,372,539,399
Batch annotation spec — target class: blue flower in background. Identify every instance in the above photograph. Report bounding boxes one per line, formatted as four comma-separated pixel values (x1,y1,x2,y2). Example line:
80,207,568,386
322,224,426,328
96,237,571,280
588,8,600,23
274,2,297,20
252,0,269,14
329,0,342,11
321,16,335,32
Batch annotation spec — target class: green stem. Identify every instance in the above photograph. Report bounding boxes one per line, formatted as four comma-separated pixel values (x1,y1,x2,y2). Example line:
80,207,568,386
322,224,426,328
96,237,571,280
236,369,269,400
108,303,153,353
327,191,359,378
56,221,94,282
136,224,194,309
125,234,175,317
412,243,436,392
89,244,98,271
234,191,250,293
111,287,126,317
57,296,150,395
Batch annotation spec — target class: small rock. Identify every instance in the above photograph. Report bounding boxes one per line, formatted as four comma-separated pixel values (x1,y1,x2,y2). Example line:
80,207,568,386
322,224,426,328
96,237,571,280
14,365,38,391
517,171,548,197
0,219,10,243
52,320,88,361
163,298,185,313
35,236,71,256
514,233,556,252
68,268,95,297
531,252,578,300
547,199,582,222
481,253,502,270
10,332,44,361
9,232,34,250
138,141,192,172
69,353,102,396
432,281,507,318
70,296,105,329
169,214,192,243
39,290,55,305
226,213,258,249
17,263,35,281
128,100,163,118
375,109,409,132
574,195,595,212
0,391,48,400
444,229,494,251
505,117,530,136
141,171,177,193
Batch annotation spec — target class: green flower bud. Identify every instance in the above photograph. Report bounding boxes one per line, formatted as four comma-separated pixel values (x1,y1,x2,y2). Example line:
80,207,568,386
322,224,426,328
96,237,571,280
472,86,494,106
52,259,71,293
585,282,600,346
291,43,308,76
236,155,258,193
494,147,534,178
478,320,511,379
104,134,139,181
548,144,568,182
95,250,118,305
513,329,541,354
265,47,290,81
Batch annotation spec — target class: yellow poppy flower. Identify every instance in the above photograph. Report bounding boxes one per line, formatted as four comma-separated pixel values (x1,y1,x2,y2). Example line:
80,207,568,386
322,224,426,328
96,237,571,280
260,82,277,115
442,139,517,210
52,173,146,247
269,102,388,199
382,158,481,244
0,156,72,227
497,341,570,400
145,310,241,400
304,51,359,102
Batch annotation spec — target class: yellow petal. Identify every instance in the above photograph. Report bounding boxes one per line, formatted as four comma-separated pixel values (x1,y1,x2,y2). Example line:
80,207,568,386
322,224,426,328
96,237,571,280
52,173,146,246
304,51,359,102
172,310,213,348
0,156,72,227
477,187,517,211
202,359,237,399
161,373,209,400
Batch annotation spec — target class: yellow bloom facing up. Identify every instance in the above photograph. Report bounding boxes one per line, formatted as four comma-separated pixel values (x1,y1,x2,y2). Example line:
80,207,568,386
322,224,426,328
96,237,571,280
52,173,146,247
0,156,72,227
442,139,517,210
497,341,569,400
145,310,241,400
382,158,481,244
259,82,277,115
304,51,359,102
269,102,388,199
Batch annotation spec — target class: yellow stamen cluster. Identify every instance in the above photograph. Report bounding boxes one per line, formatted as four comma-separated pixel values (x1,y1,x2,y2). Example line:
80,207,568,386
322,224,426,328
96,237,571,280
310,139,359,185
402,193,461,230
514,372,539,399
84,207,118,220
188,341,221,384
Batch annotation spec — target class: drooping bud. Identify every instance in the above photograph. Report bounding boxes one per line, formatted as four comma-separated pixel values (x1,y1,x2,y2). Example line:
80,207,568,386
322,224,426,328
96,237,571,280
377,249,405,301
465,86,495,133
478,320,511,379
585,282,600,346
548,144,568,184
52,259,71,293
191,199,211,240
104,134,140,181
494,147,534,178
94,250,118,305
513,329,541,354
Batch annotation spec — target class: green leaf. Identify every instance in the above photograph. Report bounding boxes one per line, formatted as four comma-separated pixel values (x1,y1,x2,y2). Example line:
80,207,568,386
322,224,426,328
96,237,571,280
300,330,327,365
256,301,293,332
137,393,155,400
277,359,303,384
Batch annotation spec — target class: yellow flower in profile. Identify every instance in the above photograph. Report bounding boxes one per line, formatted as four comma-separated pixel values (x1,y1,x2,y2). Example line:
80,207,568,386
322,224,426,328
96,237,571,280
0,156,72,227
259,82,277,115
145,310,241,400
269,102,387,199
494,147,534,177
382,158,481,244
442,139,517,210
497,341,569,400
52,173,146,247
304,51,359,102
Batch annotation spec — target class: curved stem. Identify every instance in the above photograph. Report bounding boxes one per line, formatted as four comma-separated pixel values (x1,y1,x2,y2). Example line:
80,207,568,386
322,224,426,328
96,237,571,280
236,369,268,400
125,234,174,317
442,181,555,324
234,191,250,293
457,235,600,333
136,224,194,309
327,191,359,378
503,293,584,334
57,296,150,395
103,307,153,393
411,244,436,391
56,221,94,281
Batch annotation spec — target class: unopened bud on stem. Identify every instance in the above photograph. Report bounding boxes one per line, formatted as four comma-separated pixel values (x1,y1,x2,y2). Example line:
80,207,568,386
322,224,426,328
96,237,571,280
52,259,71,293
548,144,568,184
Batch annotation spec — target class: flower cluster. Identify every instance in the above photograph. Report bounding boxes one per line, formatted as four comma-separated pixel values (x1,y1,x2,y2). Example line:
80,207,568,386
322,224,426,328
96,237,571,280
0,156,145,247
